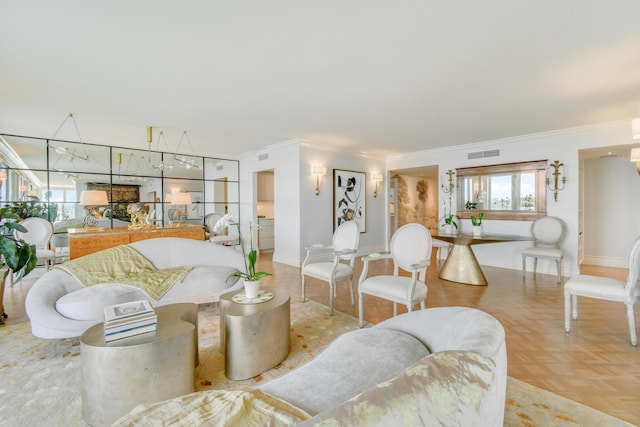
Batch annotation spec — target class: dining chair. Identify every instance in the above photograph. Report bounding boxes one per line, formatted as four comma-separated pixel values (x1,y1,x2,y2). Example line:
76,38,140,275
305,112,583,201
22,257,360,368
8,217,55,287
521,216,565,283
358,223,432,327
564,236,640,346
301,221,360,316
15,217,55,270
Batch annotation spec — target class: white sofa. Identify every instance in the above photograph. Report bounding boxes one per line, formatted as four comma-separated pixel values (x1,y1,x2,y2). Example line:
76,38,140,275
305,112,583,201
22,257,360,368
25,237,246,339
114,306,507,426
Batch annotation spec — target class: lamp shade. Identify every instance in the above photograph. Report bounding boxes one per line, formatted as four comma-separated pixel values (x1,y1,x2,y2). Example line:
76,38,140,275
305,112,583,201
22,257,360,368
630,148,640,162
312,166,326,176
371,173,384,182
79,190,108,206
170,192,192,205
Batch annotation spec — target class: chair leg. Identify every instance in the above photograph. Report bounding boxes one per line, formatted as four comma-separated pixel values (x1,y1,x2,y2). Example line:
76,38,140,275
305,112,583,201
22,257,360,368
393,302,398,317
329,282,335,316
533,258,538,276
626,303,637,346
556,259,562,284
358,292,365,328
301,275,306,303
571,295,578,320
348,279,355,306
522,255,526,278
564,291,571,333
420,301,425,310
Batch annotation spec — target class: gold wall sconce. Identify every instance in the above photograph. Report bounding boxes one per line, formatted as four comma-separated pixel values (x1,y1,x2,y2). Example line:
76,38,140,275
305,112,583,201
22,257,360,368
371,173,384,198
546,160,567,202
312,166,327,196
630,148,640,175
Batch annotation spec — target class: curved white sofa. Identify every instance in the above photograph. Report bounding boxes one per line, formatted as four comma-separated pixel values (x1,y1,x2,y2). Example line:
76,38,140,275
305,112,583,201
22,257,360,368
25,237,246,339
114,306,507,426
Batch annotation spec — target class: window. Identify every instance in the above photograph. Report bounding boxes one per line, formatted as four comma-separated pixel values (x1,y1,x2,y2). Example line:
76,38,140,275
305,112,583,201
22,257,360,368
456,160,547,221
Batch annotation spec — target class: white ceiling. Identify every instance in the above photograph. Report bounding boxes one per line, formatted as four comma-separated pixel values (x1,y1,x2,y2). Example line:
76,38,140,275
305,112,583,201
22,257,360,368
1,1,639,159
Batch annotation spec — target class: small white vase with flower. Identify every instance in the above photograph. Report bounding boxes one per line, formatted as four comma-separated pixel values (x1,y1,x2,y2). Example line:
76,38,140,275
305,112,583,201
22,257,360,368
214,214,272,299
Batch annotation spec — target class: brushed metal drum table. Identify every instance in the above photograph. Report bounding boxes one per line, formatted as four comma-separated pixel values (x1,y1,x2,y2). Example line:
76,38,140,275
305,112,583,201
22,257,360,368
219,286,290,380
80,303,198,427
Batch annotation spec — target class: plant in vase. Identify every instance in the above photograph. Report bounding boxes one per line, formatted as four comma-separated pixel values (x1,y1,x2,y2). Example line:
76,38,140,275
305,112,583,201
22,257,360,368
215,214,272,299
442,214,458,234
471,212,484,237
0,207,37,325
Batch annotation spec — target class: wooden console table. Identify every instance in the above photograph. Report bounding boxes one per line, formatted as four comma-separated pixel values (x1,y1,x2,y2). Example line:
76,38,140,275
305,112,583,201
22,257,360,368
68,225,204,259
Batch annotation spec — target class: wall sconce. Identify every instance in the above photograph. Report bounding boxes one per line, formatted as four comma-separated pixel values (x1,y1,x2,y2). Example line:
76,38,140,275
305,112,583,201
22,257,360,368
312,166,327,196
630,148,640,175
371,173,384,198
546,160,567,202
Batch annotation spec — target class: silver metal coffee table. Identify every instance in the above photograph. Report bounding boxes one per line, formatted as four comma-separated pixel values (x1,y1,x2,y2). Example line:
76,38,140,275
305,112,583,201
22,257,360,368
219,286,290,380
80,303,198,427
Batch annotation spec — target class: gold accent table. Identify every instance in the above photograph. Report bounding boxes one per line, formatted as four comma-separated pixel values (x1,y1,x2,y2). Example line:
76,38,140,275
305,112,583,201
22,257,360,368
68,224,204,259
80,303,198,427
219,286,290,380
434,232,532,286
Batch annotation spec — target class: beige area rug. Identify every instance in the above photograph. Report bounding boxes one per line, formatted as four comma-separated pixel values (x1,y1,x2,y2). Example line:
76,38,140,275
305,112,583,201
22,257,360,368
0,299,635,427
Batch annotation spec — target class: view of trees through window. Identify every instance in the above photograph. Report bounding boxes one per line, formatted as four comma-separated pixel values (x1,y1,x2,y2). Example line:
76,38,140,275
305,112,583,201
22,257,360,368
456,160,547,221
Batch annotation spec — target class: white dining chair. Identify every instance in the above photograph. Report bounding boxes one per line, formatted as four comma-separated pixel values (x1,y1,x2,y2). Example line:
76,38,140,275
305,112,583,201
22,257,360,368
15,217,55,270
564,236,640,346
522,216,565,283
301,221,360,316
358,223,432,327
432,239,453,266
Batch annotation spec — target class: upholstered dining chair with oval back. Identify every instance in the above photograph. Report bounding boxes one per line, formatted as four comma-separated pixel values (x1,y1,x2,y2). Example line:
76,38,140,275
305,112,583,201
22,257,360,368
564,235,640,346
521,216,565,284
9,217,55,287
301,221,360,316
358,223,432,327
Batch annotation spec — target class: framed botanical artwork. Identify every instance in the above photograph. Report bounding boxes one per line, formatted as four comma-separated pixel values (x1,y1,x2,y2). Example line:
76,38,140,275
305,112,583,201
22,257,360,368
334,169,366,233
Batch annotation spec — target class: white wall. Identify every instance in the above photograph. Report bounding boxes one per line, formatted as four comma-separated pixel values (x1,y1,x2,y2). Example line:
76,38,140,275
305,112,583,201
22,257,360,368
299,142,387,257
387,120,636,277
240,140,301,267
240,139,386,268
583,155,640,267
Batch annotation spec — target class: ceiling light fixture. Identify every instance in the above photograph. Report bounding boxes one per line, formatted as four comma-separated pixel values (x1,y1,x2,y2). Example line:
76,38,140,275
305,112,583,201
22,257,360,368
50,113,89,161
173,130,200,170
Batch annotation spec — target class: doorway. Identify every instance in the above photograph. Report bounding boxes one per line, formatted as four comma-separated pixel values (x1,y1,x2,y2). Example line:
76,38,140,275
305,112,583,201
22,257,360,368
256,170,275,253
388,165,440,237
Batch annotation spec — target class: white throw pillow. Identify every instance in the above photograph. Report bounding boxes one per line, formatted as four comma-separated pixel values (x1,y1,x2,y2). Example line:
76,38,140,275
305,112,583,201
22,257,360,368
55,283,149,321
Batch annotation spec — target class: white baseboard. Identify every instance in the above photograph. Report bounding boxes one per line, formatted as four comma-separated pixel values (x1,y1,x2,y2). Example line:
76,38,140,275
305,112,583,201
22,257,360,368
582,255,628,269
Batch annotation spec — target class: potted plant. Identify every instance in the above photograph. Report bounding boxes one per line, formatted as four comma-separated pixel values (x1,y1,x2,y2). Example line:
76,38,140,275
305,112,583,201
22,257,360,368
0,207,37,325
442,214,458,234
215,214,272,299
471,212,484,237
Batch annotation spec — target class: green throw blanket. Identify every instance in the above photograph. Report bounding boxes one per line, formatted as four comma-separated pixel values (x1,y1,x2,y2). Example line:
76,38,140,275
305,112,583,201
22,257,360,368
55,245,192,300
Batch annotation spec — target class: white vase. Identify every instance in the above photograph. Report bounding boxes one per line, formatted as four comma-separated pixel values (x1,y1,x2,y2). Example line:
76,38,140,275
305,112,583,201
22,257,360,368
473,225,483,237
244,280,260,299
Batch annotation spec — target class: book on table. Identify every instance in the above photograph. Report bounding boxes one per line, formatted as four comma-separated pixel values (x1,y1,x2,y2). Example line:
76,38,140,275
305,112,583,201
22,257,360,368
104,323,158,342
103,300,157,341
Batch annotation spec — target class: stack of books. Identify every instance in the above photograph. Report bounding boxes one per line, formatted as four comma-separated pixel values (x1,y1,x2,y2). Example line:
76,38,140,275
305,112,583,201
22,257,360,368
103,300,157,342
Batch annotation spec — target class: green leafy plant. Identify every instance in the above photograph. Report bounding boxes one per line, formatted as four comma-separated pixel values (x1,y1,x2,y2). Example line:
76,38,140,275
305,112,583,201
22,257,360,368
0,207,37,325
471,212,484,226
214,214,273,282
443,214,458,229
7,196,57,222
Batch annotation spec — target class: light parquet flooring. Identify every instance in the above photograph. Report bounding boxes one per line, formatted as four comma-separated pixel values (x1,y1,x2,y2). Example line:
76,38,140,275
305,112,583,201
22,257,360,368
3,252,639,424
